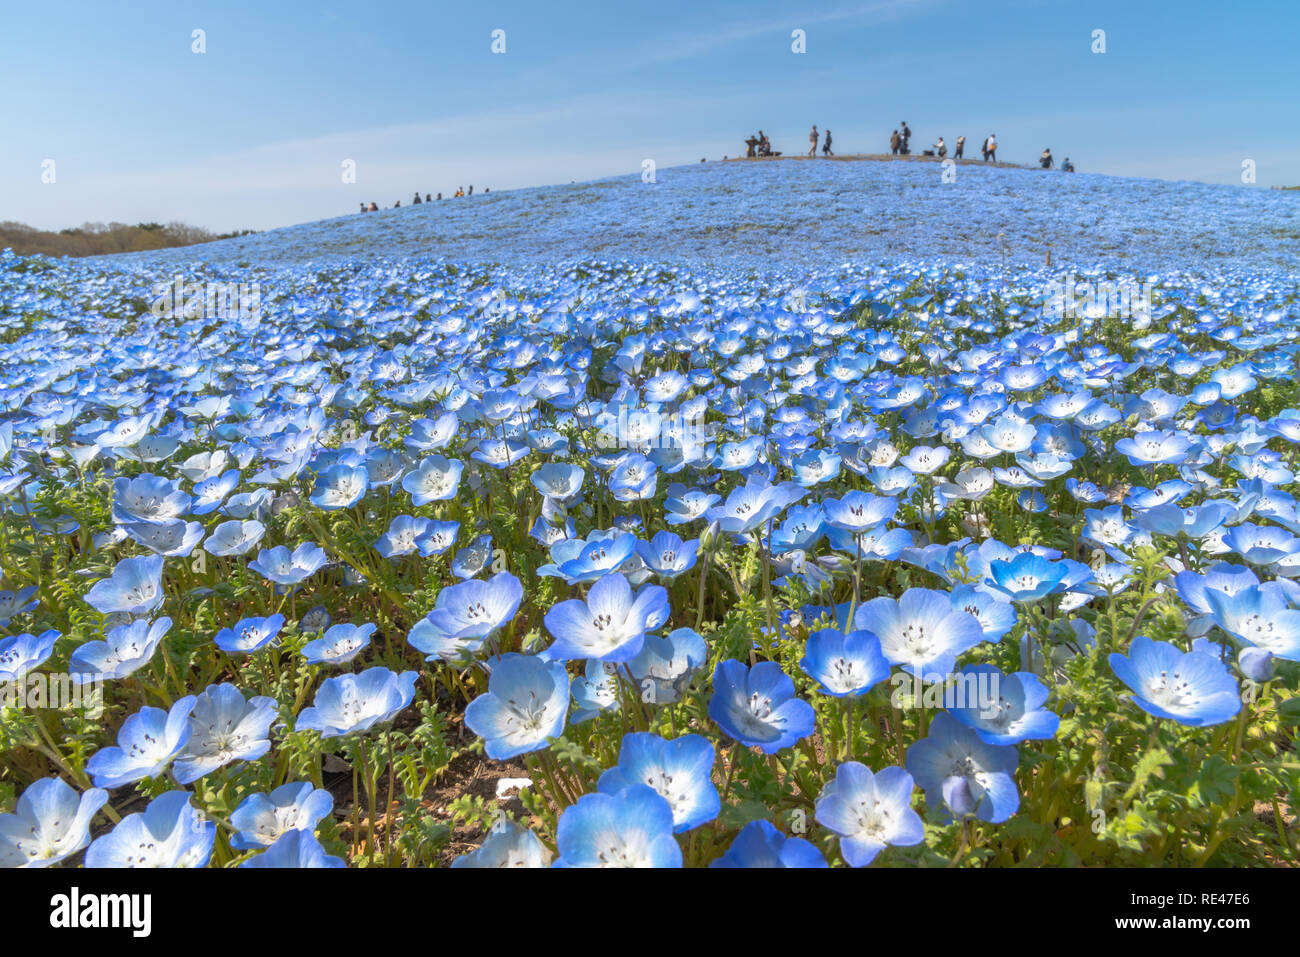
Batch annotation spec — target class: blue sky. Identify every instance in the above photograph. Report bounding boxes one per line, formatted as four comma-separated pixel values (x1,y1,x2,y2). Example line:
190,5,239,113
3,0,1295,232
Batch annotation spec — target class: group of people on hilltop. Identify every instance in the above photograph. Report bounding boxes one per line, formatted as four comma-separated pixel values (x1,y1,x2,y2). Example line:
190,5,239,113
889,122,913,155
741,121,1072,170
359,185,490,212
893,128,993,161
808,125,833,156
744,130,777,157
1039,148,1075,172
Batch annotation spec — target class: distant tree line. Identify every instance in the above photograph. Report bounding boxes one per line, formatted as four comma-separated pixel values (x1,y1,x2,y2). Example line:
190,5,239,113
0,220,257,258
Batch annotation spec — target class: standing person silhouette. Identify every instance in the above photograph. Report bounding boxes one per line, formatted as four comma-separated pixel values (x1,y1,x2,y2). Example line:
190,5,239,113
900,121,911,154
822,129,833,156
986,133,997,162
955,135,965,159
809,125,818,157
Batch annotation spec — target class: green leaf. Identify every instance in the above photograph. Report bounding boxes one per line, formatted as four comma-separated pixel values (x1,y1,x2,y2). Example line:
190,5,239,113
1276,696,1300,726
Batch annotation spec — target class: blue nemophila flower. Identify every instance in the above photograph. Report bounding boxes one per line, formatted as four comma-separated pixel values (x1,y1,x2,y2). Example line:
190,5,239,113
424,570,523,641
464,653,570,759
571,660,620,723
190,468,241,516
407,613,483,664
111,473,191,524
214,613,285,655
0,777,108,868
984,551,1072,602
531,462,585,500
247,542,328,585
634,530,699,580
771,503,826,552
0,629,59,683
451,533,493,580
472,436,530,469
374,514,429,558
823,490,899,532
402,454,464,505
553,785,681,868
122,517,205,557
229,782,334,850
543,571,669,662
85,695,197,788
1114,429,1193,467
852,588,984,678
84,553,165,616
906,712,1020,824
415,519,460,556
0,586,39,627
610,453,658,501
1136,501,1235,540
301,622,376,665
406,411,459,452
1203,585,1300,660
627,626,707,705
222,488,273,520
299,604,331,634
310,463,369,509
708,659,815,753
295,667,418,738
1223,523,1300,566
709,819,827,868
537,530,637,584
174,683,277,784
948,584,1018,641
1238,646,1274,682
69,616,171,682
597,732,719,832
204,518,266,557
1108,635,1241,726
899,444,950,475
791,448,842,487
799,628,890,697
945,664,1060,745
83,791,214,868
815,762,924,867
240,829,345,868
826,521,912,561
705,478,807,536
664,488,721,526
451,820,552,868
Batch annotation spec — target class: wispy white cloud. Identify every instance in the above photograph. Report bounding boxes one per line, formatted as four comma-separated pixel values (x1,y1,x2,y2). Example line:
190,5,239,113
614,0,946,69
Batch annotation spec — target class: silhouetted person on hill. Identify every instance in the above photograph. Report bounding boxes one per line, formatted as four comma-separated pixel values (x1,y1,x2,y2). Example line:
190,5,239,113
1040,148,1054,169
822,129,833,156
745,135,758,158
414,192,422,204
426,193,432,202
436,192,442,200
368,201,378,211
955,135,965,159
986,133,997,162
809,125,818,157
1062,157,1074,172
468,185,474,195
890,130,900,155
360,203,366,213
394,200,401,207
900,122,911,154
758,131,771,156
935,136,946,158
